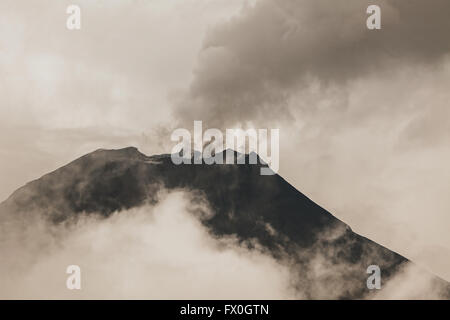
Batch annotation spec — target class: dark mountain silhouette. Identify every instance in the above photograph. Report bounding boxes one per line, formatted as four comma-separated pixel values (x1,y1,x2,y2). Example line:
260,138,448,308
1,147,449,299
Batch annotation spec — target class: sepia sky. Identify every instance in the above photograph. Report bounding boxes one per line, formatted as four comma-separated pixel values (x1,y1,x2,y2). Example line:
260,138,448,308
0,0,449,281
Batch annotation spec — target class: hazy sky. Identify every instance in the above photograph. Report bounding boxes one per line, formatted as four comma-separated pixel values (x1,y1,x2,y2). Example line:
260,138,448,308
0,0,449,281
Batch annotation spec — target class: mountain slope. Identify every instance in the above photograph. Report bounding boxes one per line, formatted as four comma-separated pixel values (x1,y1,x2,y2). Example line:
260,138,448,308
1,147,449,299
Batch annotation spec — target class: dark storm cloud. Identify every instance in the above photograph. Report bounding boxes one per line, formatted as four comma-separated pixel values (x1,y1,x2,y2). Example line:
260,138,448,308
175,0,450,127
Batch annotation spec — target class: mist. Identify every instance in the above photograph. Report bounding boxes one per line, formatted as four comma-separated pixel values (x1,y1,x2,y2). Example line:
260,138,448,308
1,188,446,299
0,191,296,299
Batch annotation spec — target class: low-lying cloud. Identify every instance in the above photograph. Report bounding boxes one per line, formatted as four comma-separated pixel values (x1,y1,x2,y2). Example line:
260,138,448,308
1,189,447,299
0,191,295,299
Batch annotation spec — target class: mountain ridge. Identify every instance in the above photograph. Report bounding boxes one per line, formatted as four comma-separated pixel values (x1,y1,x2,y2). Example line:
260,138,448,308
1,146,449,299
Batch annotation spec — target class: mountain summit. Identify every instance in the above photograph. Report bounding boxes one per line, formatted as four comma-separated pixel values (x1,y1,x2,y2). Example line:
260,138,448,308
1,147,449,299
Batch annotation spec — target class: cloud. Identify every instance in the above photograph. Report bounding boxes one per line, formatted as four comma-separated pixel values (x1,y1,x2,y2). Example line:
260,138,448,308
168,0,450,283
175,0,450,127
1,189,447,299
0,190,295,299
373,263,449,300
1,0,449,295
277,60,450,282
0,0,247,200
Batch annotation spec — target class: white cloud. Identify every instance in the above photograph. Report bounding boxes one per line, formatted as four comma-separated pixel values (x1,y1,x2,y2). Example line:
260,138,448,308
0,191,295,299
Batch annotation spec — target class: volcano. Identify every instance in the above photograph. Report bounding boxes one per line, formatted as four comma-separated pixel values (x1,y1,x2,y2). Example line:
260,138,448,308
1,147,449,299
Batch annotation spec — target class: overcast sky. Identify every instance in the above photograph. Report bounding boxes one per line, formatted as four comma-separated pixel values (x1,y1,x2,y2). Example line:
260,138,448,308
1,0,449,281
